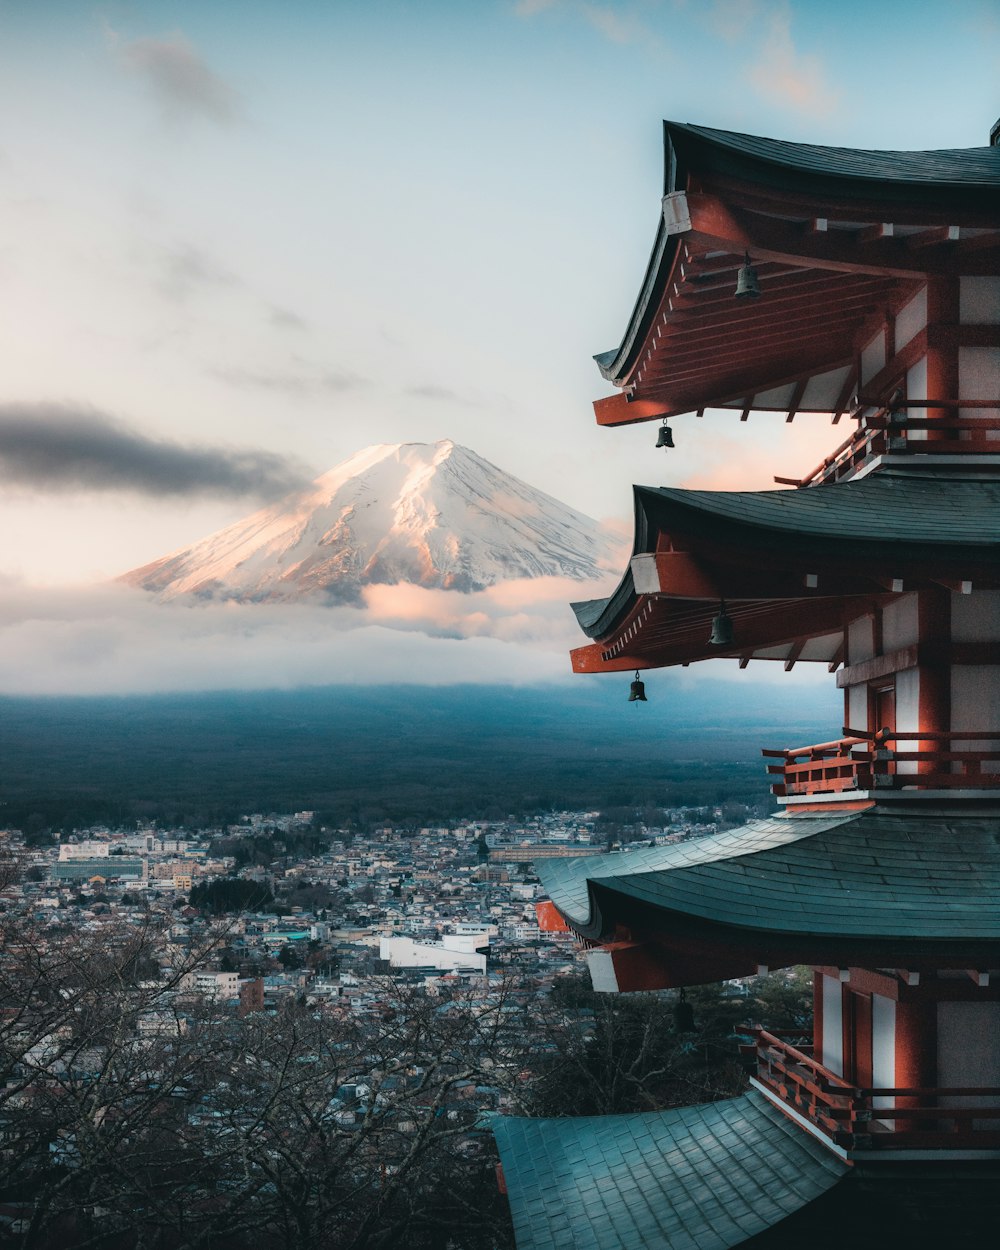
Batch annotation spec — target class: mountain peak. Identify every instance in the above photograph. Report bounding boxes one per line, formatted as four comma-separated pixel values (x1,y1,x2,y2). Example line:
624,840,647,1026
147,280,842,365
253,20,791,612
121,440,618,603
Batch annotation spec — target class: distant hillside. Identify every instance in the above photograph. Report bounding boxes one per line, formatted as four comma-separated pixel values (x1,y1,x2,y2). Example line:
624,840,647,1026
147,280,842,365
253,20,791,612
0,681,839,832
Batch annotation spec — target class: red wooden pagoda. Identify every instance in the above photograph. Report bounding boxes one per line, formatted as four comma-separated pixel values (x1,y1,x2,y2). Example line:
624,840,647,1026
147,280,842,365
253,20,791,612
493,119,1000,1249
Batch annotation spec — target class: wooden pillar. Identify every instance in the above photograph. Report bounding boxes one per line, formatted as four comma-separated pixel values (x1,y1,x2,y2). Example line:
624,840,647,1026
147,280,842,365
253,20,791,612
917,588,951,776
895,999,938,1122
924,277,959,434
812,968,824,1057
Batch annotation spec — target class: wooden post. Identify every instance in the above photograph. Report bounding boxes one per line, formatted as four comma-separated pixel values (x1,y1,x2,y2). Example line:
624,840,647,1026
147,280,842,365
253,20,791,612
895,998,938,1126
917,588,951,777
925,278,959,436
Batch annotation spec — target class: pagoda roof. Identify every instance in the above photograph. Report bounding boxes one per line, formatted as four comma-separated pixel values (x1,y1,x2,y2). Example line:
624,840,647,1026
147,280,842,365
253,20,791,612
538,803,1000,952
634,475,1000,546
570,475,1000,668
492,1089,845,1250
594,122,1000,423
663,122,1000,195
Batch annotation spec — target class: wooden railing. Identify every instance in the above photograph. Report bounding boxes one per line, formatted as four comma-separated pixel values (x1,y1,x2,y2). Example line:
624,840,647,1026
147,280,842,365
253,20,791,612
753,1029,1000,1151
775,400,1000,489
764,729,1000,797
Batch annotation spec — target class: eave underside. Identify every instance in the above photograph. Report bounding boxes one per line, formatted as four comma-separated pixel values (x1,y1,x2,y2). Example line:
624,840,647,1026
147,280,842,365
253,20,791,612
537,805,1000,967
595,123,1000,424
571,478,1000,672
493,1090,846,1250
494,1092,1000,1250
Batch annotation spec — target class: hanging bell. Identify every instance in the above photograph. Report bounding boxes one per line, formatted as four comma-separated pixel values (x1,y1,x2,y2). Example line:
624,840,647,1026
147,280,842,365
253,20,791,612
709,600,734,647
734,252,761,299
628,671,647,703
674,987,696,1033
655,422,675,449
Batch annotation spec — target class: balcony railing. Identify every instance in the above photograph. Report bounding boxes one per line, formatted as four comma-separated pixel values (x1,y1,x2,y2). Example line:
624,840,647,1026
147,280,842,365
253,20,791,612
764,729,1000,798
751,1029,1000,1151
774,400,1000,489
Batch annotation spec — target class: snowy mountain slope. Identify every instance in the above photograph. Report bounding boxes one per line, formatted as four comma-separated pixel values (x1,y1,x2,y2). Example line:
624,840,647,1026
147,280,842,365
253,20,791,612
120,440,620,602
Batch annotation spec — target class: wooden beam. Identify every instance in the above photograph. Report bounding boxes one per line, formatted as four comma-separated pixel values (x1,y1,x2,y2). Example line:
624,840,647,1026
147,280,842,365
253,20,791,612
786,378,808,423
593,394,673,427
648,290,893,355
836,645,919,689
684,193,999,277
784,641,805,671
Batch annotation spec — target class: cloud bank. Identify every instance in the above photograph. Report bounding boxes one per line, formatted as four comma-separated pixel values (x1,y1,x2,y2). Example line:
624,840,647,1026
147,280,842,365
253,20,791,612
0,405,309,499
0,580,582,696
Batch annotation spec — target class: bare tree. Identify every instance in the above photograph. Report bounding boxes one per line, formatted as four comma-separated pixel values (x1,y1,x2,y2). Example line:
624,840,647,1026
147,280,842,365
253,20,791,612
0,890,521,1250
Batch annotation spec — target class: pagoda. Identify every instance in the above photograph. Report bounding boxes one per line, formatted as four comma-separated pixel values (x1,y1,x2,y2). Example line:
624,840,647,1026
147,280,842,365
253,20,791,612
492,119,1000,1248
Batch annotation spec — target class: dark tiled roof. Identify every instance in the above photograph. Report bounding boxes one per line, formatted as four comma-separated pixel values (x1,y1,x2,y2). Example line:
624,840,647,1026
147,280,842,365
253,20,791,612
639,477,1000,545
596,121,1000,386
572,476,1000,639
538,805,1000,942
668,122,1000,189
492,1089,845,1250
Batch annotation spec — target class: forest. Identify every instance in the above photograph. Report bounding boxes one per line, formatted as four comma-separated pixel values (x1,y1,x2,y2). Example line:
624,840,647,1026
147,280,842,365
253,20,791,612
0,680,837,832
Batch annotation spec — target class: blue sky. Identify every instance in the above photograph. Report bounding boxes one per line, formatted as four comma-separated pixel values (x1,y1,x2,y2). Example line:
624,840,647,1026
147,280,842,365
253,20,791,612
0,0,996,690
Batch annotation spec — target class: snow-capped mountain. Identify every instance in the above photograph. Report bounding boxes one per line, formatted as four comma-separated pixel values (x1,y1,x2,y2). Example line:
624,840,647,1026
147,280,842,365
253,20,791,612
120,440,620,603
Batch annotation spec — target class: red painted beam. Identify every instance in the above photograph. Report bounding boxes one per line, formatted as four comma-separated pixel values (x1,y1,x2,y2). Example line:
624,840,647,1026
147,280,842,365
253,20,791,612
592,393,673,426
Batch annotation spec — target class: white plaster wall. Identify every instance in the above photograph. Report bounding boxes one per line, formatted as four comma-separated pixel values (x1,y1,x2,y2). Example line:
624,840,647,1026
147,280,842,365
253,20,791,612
895,669,920,733
894,668,920,773
871,993,896,1112
960,276,1000,324
848,683,868,732
896,286,928,350
848,614,874,664
952,590,1000,641
938,1002,1000,1119
951,666,1000,774
951,667,1000,732
822,975,843,1075
906,356,928,440
860,331,886,386
882,594,919,652
959,346,1000,425
585,948,619,993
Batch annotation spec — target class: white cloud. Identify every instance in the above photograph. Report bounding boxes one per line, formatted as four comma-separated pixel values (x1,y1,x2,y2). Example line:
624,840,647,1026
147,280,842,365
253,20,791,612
746,5,840,117
0,576,612,695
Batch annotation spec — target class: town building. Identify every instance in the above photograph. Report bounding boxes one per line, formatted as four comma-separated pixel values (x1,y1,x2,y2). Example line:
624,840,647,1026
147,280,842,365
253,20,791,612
493,116,1000,1247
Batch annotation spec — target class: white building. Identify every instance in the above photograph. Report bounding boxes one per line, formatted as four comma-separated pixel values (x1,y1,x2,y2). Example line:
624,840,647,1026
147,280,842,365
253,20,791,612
378,934,487,973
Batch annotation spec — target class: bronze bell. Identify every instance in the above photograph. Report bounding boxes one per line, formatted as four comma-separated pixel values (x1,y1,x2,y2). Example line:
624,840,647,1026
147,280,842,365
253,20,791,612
674,987,696,1032
655,422,675,449
734,252,761,299
709,601,734,647
628,671,647,702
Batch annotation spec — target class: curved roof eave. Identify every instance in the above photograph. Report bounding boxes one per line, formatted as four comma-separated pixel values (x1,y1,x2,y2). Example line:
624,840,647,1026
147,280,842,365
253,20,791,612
597,119,1000,388
572,477,1000,640
539,805,1000,944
